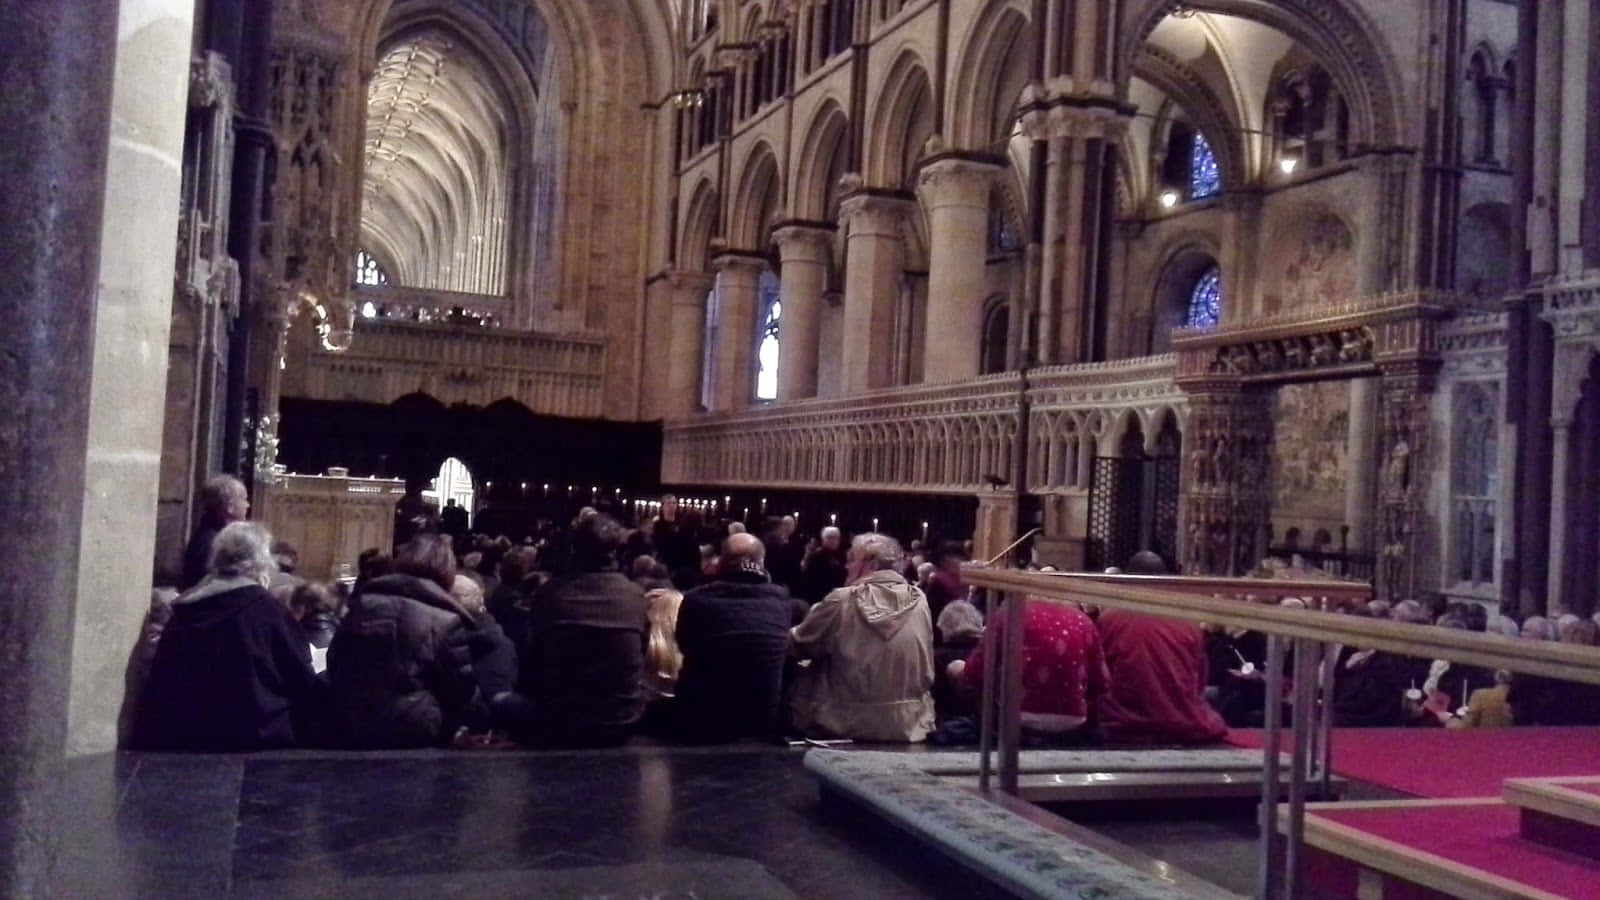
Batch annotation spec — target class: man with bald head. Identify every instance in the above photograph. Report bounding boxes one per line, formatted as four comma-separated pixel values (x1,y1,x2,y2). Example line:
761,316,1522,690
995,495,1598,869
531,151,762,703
670,532,801,742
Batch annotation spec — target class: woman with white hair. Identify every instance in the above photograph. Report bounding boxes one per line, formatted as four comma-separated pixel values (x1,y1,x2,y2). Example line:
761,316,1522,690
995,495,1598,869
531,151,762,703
133,522,324,750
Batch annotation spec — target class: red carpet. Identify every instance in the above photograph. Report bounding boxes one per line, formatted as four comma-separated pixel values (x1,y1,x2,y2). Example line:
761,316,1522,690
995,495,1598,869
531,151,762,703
1226,727,1600,798
1311,802,1600,894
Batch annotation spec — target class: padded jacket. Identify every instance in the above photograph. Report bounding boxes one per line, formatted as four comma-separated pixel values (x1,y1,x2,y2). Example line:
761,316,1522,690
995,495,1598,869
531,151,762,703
328,574,486,747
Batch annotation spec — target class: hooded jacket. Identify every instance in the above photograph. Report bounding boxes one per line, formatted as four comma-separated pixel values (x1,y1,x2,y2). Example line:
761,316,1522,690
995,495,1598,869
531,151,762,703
134,576,323,751
327,573,486,748
790,569,935,742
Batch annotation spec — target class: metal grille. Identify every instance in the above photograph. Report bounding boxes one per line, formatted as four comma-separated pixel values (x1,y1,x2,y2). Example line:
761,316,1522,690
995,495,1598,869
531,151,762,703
1087,456,1142,571
1152,455,1182,567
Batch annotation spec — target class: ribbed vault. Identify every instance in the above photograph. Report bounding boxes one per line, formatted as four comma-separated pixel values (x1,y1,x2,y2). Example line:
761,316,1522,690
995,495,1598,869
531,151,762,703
362,30,519,295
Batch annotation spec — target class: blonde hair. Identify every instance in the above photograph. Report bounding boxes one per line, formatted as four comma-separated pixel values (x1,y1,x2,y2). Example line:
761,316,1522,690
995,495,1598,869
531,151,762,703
644,588,685,697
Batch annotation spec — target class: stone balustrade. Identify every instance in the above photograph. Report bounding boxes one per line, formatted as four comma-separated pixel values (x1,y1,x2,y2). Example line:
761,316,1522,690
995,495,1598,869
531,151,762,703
662,354,1185,493
295,317,607,417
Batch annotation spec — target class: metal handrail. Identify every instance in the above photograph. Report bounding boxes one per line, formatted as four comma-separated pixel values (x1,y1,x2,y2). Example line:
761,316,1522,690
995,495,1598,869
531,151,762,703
963,566,1600,900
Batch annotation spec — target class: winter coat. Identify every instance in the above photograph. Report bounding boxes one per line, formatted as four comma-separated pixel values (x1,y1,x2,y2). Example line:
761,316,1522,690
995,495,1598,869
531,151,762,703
672,571,795,742
790,570,936,742
327,574,487,748
134,577,324,751
519,570,649,745
1095,610,1228,745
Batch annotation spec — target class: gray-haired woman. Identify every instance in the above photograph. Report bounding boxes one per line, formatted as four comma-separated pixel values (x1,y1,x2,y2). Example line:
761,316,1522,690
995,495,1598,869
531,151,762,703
133,521,324,750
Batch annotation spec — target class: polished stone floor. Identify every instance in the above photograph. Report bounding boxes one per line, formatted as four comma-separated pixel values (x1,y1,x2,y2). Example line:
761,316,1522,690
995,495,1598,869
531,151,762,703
56,745,1024,899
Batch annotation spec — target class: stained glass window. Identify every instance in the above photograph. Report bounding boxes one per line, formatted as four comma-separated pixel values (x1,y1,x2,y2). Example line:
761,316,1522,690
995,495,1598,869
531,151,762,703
755,269,782,401
355,250,389,286
1185,266,1222,329
1189,132,1220,200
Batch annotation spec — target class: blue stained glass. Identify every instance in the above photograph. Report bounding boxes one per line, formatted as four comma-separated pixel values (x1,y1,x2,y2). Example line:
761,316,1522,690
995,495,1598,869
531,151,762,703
1186,266,1222,329
1189,132,1220,200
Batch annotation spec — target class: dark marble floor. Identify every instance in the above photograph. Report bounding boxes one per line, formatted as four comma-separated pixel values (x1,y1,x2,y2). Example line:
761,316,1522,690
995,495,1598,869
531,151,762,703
54,745,1016,899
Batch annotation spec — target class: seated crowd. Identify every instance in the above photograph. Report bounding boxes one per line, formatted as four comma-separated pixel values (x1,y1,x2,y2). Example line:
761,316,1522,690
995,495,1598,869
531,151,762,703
131,478,1599,753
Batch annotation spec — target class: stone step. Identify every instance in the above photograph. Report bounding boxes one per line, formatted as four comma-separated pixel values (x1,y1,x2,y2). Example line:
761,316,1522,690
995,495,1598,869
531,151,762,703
1502,776,1600,861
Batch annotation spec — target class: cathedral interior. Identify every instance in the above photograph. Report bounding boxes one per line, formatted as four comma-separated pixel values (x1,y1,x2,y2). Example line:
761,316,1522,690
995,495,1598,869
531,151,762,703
4,0,1600,897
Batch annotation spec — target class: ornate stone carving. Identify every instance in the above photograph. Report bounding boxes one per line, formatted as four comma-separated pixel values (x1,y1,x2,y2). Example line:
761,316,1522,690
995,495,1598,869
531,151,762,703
914,158,1000,210
1375,364,1437,601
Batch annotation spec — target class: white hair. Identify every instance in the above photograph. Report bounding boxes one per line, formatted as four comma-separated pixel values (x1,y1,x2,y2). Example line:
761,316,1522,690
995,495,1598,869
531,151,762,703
821,525,841,541
850,532,904,571
208,521,276,580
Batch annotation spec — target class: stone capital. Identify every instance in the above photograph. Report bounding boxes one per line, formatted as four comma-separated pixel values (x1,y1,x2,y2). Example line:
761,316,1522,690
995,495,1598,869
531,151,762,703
711,252,769,285
772,224,834,264
1018,86,1133,142
665,268,715,297
915,157,1002,211
838,192,915,237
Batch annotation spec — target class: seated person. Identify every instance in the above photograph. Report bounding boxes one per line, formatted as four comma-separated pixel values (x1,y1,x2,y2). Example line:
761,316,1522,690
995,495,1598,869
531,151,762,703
327,534,493,748
134,522,324,751
1096,609,1228,744
790,533,935,742
1330,647,1414,727
1509,619,1600,725
509,514,649,747
670,534,796,742
1436,670,1514,729
933,600,984,719
951,597,1107,743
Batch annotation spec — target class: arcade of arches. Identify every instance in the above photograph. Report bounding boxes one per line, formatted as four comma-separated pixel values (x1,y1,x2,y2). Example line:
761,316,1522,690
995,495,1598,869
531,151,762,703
5,0,1600,892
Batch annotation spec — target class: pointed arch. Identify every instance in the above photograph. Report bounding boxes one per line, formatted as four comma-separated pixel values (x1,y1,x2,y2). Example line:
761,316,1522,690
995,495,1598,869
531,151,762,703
949,0,1033,150
730,141,783,250
866,50,937,188
793,99,852,221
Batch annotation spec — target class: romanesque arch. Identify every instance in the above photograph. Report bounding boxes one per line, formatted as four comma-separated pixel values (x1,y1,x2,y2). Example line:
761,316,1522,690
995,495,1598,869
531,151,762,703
866,50,937,188
793,100,851,222
948,0,1033,150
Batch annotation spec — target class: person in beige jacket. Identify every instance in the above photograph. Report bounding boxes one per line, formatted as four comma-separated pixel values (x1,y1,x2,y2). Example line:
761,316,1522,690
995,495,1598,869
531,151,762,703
789,532,936,742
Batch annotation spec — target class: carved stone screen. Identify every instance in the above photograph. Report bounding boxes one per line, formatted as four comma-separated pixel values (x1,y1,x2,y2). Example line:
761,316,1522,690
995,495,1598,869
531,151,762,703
1268,380,1350,542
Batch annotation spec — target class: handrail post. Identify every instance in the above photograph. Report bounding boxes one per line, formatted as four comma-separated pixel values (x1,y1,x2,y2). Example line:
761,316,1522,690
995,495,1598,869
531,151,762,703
1256,634,1285,900
999,591,1026,795
1284,638,1318,899
1317,639,1338,797
978,588,998,792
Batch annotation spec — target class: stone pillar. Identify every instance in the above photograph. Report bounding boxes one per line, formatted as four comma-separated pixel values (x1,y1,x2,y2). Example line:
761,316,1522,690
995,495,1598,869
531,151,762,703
839,193,912,393
69,0,196,755
0,0,114,892
1376,365,1437,602
711,254,765,411
1180,384,1271,575
917,157,1000,383
664,270,714,418
1345,376,1381,549
1544,343,1593,615
772,225,832,400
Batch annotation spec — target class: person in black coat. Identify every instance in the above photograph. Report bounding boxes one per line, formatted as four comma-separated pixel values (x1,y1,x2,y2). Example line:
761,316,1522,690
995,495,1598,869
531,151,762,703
327,534,493,748
135,522,325,751
798,527,848,603
671,534,798,743
506,513,649,747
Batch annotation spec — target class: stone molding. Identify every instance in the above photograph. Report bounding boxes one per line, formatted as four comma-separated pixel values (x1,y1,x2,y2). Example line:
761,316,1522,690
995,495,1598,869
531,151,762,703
1541,272,1600,347
772,224,834,262
915,157,1002,211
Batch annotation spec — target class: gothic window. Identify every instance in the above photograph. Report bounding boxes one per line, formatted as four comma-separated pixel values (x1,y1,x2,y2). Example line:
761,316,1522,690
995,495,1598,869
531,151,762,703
1184,265,1222,330
979,299,1010,374
355,249,389,286
1451,382,1499,588
754,269,781,401
988,187,1018,253
1189,132,1220,200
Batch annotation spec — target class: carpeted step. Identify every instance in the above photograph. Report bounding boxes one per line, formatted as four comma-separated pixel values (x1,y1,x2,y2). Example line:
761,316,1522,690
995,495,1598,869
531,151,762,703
1503,777,1600,862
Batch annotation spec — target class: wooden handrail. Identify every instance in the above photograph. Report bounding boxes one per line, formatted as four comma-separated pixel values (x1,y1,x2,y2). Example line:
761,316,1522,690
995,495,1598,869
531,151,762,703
965,567,1600,686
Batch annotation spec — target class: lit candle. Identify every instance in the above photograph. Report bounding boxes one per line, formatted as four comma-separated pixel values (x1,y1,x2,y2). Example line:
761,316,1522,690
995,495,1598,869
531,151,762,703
872,517,879,531
520,482,527,491
922,521,930,540
830,513,837,525
743,506,749,520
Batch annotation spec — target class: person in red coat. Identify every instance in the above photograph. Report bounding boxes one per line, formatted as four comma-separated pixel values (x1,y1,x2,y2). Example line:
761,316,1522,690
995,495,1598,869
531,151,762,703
954,598,1109,739
1095,609,1228,744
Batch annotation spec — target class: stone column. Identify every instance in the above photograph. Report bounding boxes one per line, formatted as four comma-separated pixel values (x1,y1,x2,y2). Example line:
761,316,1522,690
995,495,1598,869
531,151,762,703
772,225,833,400
0,0,115,892
1344,376,1381,549
1376,365,1437,602
839,193,912,394
664,270,714,418
917,157,1000,383
711,254,765,411
69,0,196,756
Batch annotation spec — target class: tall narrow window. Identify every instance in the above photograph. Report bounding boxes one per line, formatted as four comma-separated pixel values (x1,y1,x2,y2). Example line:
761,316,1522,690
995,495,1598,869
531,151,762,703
1189,132,1220,199
755,269,782,401
699,283,720,411
355,249,389,286
1185,265,1222,329
1451,382,1499,588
